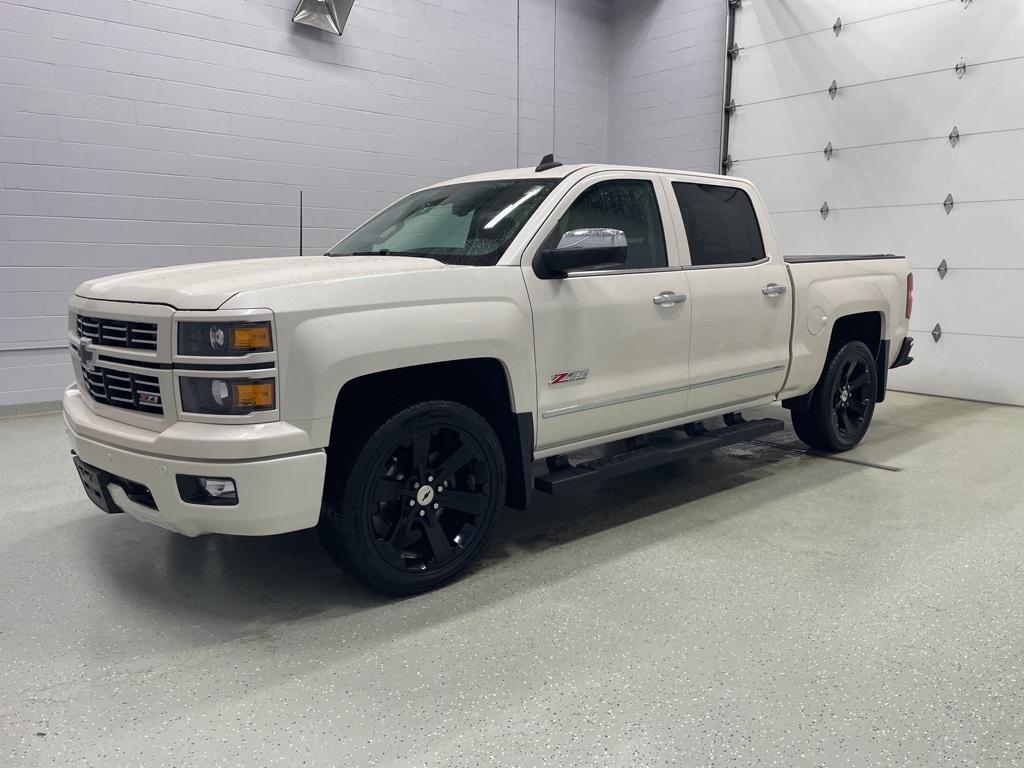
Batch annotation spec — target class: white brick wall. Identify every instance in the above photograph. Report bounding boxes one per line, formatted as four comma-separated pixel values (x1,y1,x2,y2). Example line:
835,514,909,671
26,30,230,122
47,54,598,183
517,0,612,166
0,0,723,406
608,0,725,173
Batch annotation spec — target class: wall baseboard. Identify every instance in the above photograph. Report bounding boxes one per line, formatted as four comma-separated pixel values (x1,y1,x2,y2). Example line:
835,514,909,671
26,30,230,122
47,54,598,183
0,401,62,420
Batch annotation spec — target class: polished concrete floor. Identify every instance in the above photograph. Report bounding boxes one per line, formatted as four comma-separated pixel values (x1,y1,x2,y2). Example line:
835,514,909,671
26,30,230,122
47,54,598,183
1,392,1022,767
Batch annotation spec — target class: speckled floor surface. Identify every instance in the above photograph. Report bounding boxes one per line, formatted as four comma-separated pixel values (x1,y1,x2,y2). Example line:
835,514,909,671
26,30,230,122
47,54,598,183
1,392,1022,767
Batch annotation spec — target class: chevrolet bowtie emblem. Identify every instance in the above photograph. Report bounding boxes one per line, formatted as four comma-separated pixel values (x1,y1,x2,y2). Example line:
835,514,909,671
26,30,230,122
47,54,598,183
78,338,95,370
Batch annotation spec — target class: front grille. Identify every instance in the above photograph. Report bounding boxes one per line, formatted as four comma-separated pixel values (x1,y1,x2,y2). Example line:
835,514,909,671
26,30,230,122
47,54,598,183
82,366,163,415
76,314,158,350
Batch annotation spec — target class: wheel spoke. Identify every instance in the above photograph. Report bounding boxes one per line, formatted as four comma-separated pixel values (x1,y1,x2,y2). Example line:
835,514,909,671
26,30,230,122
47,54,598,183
840,359,854,383
374,478,404,504
838,409,853,432
849,372,870,391
440,488,486,516
410,430,431,474
433,441,477,484
420,515,455,563
385,512,414,550
848,398,868,415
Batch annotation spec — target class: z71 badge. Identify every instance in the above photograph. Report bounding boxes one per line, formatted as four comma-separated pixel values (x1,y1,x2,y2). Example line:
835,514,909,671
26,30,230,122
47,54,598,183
137,392,161,406
549,369,589,385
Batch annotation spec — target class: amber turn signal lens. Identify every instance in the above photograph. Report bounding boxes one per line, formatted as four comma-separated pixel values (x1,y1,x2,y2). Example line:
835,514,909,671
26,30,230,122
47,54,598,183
179,321,274,356
180,376,275,415
230,324,272,351
233,381,274,409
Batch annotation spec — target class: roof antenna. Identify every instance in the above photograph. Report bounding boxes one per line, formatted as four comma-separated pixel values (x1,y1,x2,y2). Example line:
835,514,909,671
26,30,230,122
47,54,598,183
535,153,562,172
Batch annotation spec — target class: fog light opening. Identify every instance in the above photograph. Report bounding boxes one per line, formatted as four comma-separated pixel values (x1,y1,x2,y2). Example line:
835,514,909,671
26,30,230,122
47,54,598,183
176,475,239,506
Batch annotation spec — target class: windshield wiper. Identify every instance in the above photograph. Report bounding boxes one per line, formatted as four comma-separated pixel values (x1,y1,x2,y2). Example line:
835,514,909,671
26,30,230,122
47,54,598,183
329,253,446,264
335,249,441,259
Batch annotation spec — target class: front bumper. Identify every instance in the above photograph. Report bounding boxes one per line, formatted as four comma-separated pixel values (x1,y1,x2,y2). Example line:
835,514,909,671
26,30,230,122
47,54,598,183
64,388,326,537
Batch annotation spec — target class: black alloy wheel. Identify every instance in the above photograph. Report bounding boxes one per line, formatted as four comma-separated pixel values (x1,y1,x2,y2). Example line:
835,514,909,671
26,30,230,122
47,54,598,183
369,423,493,571
831,355,873,438
319,400,505,595
791,340,878,452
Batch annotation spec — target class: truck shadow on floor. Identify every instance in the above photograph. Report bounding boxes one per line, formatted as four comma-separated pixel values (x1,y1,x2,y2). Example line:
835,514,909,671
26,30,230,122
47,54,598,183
490,442,794,559
80,438,808,635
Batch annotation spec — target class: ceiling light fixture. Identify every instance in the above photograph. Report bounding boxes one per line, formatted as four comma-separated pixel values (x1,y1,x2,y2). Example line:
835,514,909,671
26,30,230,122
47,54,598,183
292,0,355,36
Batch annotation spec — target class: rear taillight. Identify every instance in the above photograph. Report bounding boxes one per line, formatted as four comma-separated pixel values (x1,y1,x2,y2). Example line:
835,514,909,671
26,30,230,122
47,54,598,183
905,273,914,318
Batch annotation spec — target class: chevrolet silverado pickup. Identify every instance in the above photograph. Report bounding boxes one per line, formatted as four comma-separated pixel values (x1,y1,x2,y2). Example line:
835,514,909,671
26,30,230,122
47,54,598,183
64,159,914,594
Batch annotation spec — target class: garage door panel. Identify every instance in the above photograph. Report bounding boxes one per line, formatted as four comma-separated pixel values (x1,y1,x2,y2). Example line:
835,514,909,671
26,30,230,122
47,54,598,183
730,61,1024,160
741,131,1024,212
734,0,944,48
911,269,1024,338
772,203,1024,271
889,333,1024,407
732,1,1023,104
731,0,1024,407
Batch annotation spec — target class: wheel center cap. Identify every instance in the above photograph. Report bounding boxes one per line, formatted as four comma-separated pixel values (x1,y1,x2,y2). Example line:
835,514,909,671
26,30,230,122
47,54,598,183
416,485,435,507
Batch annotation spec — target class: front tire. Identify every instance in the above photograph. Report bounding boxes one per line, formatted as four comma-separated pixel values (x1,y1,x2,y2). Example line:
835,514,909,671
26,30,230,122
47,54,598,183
319,400,506,595
791,340,878,452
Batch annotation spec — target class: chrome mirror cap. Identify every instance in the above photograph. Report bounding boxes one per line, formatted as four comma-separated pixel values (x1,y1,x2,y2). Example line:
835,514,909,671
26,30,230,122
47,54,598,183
536,228,629,279
556,228,627,251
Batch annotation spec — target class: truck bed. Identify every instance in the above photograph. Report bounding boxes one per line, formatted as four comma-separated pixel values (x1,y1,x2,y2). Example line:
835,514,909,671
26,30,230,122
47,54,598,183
781,252,909,401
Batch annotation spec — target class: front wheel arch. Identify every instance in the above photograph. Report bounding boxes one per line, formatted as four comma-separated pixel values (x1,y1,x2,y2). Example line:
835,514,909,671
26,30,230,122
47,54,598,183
327,358,533,511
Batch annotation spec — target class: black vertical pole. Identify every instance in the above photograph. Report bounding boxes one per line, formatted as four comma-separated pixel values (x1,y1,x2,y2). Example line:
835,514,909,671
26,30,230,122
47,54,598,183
720,0,739,174
299,189,304,256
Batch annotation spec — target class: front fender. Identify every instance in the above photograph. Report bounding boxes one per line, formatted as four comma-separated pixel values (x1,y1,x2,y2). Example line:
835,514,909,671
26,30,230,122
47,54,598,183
281,299,535,445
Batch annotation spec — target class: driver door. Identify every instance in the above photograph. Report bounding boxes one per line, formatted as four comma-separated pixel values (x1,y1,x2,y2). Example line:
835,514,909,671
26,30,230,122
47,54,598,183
522,172,692,451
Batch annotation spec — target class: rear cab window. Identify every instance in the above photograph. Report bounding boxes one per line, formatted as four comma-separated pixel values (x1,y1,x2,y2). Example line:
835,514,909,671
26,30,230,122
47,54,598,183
671,182,766,267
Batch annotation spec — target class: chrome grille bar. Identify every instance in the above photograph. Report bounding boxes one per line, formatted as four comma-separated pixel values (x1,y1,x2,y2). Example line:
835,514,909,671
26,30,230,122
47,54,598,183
81,365,163,415
76,314,158,350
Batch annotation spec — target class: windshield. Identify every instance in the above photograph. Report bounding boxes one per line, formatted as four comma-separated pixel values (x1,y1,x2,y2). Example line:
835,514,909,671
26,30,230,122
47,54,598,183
327,179,560,266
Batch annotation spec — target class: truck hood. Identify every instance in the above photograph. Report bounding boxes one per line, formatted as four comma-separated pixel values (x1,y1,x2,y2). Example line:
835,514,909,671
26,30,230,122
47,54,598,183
74,255,455,310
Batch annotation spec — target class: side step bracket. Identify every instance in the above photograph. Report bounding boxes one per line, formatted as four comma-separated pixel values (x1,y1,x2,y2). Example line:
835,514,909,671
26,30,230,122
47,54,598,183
534,417,784,495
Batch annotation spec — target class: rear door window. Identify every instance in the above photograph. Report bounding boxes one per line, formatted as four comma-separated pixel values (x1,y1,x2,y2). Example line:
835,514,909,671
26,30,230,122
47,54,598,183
671,182,766,267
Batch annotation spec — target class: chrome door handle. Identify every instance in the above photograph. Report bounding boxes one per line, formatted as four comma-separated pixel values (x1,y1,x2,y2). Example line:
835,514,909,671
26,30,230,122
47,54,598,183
762,283,787,297
653,291,687,306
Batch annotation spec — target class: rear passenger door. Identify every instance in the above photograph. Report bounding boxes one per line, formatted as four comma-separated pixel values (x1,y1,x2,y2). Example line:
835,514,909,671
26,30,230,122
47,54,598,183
662,176,792,416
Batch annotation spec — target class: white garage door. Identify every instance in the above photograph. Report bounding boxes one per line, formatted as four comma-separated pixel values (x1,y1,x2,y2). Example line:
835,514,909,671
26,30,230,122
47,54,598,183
726,0,1024,406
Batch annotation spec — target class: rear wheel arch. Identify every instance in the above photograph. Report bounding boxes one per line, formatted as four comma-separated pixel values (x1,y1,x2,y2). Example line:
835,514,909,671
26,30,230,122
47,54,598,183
785,310,886,412
828,311,883,359
328,358,533,511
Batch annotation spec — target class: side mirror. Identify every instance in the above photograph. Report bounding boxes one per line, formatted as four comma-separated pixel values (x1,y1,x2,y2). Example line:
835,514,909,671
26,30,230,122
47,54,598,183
537,228,628,278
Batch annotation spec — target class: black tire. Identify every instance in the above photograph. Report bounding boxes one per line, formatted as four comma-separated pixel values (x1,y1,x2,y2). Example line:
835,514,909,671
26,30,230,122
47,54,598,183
791,340,878,452
318,400,506,596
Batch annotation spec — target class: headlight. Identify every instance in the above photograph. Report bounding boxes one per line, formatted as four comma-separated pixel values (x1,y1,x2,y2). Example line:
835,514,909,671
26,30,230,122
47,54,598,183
178,321,273,356
180,377,275,415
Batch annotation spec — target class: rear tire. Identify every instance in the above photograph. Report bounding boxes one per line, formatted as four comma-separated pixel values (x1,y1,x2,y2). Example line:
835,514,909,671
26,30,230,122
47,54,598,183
791,340,878,452
318,400,505,596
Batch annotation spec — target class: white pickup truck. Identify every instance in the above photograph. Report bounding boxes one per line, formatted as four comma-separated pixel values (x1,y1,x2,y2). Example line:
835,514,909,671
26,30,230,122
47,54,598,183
64,160,914,594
